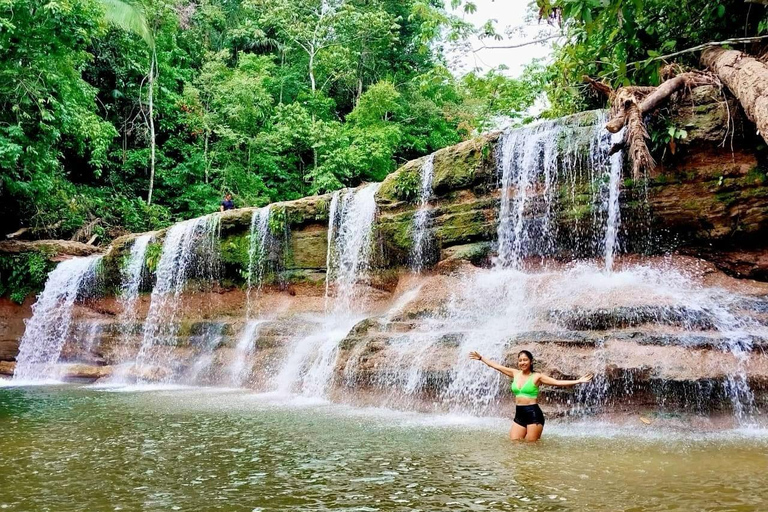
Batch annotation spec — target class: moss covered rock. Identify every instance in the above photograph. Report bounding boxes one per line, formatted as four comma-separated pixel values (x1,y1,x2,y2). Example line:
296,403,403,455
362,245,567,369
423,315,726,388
440,242,493,266
285,224,328,270
431,132,499,195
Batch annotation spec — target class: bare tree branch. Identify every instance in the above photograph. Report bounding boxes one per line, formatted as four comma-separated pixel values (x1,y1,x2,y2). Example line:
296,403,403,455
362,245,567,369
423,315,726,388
472,34,562,52
628,35,768,68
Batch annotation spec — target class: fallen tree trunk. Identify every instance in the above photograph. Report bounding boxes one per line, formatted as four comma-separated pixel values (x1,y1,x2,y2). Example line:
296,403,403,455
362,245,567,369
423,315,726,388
702,47,768,146
0,240,102,259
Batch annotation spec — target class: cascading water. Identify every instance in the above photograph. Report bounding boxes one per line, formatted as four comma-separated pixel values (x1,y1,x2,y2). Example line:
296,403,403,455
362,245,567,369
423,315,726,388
12,109,764,428
603,130,624,271
496,122,559,268
132,214,220,382
227,319,265,387
110,234,153,375
326,183,381,313
364,269,534,414
183,323,225,384
495,115,614,268
324,190,341,307
340,114,762,422
276,184,380,396
120,234,153,307
223,207,273,387
245,206,272,315
13,255,103,381
411,154,435,272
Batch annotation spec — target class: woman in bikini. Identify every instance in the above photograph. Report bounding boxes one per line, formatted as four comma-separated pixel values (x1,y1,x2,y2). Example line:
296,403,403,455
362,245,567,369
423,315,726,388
469,350,593,441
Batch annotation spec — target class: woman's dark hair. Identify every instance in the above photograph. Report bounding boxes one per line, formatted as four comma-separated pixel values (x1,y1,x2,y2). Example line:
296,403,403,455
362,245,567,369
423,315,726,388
517,350,534,371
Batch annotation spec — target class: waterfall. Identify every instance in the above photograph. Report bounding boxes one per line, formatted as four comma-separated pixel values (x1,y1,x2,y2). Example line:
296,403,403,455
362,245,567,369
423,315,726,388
108,234,153,381
496,122,561,268
227,319,265,387
603,130,625,271
74,321,102,360
13,255,103,381
133,214,220,381
246,206,272,315
324,190,341,308
221,207,272,388
325,183,381,314
183,323,225,385
697,296,757,422
275,183,380,396
494,113,629,268
120,234,152,307
411,154,435,272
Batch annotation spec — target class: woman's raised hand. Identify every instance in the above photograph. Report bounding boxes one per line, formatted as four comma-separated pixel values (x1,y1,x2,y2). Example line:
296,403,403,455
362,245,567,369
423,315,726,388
578,373,594,384
468,351,483,361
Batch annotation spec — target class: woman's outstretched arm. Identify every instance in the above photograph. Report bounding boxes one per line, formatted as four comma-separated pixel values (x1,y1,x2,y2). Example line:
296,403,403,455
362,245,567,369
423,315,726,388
538,373,593,387
469,351,517,378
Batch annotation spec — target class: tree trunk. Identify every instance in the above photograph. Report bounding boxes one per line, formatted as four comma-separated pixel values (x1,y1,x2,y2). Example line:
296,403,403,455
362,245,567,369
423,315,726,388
204,130,209,184
309,51,316,94
702,47,768,145
147,49,157,206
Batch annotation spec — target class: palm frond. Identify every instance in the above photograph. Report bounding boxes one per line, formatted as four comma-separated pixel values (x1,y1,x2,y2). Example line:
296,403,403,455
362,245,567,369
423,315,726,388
98,0,154,48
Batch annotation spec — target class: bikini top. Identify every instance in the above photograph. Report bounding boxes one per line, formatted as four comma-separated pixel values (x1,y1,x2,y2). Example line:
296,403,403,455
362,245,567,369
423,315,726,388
511,374,539,399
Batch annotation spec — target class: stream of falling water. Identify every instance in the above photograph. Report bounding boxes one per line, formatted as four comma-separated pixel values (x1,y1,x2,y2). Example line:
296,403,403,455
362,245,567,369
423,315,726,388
275,184,380,396
603,129,625,271
326,183,381,314
8,111,765,425
495,115,616,268
13,255,103,381
132,215,220,382
120,234,153,307
227,319,265,387
245,206,272,316
182,323,225,384
411,153,435,271
110,234,153,374
220,207,274,387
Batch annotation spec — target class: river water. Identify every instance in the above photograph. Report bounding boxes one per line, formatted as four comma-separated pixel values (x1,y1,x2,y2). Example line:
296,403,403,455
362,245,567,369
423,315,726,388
1,385,766,511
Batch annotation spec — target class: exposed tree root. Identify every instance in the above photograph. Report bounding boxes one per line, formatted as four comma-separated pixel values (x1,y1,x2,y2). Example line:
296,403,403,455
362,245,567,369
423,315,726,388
587,71,719,179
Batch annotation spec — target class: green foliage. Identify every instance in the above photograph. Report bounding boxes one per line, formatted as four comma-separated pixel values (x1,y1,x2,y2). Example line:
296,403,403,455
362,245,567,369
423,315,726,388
0,253,55,304
99,0,154,46
144,241,163,273
534,0,768,115
219,233,251,277
268,206,287,236
648,115,689,156
393,168,422,202
0,0,548,241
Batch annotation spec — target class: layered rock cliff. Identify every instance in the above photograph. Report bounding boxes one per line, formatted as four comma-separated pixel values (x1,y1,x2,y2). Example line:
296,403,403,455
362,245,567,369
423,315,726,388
2,92,768,421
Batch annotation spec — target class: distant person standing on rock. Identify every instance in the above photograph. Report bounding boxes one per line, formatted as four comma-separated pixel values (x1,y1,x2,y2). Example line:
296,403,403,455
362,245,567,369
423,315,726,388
220,193,235,212
469,350,593,442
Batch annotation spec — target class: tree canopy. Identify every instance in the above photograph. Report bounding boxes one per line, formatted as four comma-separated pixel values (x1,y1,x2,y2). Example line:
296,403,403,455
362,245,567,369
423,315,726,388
0,0,541,240
3,0,765,242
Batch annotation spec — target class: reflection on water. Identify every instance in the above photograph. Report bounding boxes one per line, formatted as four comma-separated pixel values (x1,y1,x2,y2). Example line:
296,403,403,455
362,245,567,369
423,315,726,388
1,386,767,511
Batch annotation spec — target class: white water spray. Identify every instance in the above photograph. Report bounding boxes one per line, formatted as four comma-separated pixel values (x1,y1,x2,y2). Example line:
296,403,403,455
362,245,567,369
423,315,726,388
13,255,103,381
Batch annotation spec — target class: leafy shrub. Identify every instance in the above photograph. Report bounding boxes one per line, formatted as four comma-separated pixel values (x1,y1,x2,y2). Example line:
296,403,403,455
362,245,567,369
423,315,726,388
0,252,55,303
393,168,421,202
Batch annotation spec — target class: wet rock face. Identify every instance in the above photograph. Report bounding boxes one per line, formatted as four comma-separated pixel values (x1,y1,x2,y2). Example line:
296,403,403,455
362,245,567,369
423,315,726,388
3,255,768,416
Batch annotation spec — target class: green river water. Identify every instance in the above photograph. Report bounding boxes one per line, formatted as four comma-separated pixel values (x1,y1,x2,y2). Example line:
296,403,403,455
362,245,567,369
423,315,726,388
1,385,766,511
